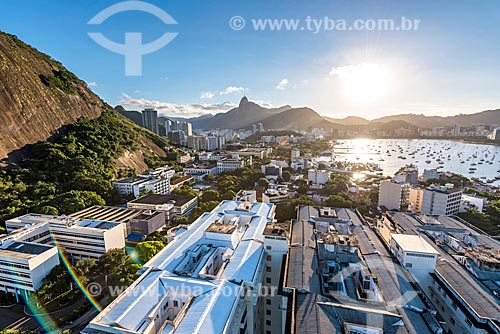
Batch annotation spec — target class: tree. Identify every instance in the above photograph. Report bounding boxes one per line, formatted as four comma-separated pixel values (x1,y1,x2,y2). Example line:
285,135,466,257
485,200,500,219
173,185,198,198
145,231,167,244
201,190,220,203
73,258,98,287
275,196,315,221
39,206,59,216
221,190,236,200
326,174,350,194
323,194,353,208
135,241,166,263
258,178,269,187
53,190,105,214
98,249,128,275
174,216,189,225
282,171,292,182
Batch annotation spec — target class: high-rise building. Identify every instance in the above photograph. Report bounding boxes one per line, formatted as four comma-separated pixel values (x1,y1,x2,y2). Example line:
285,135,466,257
187,135,209,151
181,121,193,136
453,123,461,137
164,119,172,134
172,120,181,131
142,108,159,134
206,136,218,151
490,127,500,140
168,130,186,146
258,122,264,132
378,179,410,211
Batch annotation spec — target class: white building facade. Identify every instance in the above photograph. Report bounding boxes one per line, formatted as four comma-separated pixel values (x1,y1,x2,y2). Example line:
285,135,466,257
83,200,290,334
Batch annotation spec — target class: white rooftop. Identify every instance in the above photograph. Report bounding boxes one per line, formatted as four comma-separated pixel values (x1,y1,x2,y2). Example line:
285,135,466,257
391,234,439,255
85,200,275,334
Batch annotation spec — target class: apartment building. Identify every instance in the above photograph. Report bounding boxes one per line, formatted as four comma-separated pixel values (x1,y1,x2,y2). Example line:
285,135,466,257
408,187,424,213
378,179,410,211
307,168,330,185
112,166,175,198
421,184,462,215
83,200,290,334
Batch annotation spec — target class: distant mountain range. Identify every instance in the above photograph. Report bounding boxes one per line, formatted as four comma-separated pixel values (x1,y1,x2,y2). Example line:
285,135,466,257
151,97,500,132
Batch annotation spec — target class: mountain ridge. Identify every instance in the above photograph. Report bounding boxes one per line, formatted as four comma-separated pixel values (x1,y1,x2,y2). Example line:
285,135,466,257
0,31,106,159
175,98,500,131
0,31,168,174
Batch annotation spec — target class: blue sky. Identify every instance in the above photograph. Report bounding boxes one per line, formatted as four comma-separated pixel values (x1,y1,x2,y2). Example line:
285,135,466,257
2,0,500,119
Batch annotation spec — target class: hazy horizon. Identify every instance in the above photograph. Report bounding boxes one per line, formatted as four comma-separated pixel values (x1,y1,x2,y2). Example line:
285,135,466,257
117,96,499,121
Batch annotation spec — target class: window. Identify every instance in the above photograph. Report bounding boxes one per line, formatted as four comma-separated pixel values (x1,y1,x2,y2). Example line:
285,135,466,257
405,263,413,268
266,320,271,326
266,309,271,316
266,299,271,305
266,255,272,261
266,245,272,250
266,277,272,283
266,266,272,272
174,300,178,307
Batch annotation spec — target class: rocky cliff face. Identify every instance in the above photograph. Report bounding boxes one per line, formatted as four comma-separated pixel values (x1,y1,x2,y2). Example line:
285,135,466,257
0,32,105,159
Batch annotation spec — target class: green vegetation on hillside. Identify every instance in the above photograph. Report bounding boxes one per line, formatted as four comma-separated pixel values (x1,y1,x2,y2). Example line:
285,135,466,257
0,110,168,225
459,190,500,236
39,69,79,94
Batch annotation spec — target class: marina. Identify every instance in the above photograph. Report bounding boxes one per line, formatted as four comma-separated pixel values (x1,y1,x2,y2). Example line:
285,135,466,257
333,139,500,184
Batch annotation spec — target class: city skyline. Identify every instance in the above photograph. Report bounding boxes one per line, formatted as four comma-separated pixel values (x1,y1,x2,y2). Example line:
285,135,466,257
2,0,500,118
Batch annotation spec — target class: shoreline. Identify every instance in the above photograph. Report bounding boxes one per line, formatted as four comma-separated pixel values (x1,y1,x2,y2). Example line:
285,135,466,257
330,137,500,146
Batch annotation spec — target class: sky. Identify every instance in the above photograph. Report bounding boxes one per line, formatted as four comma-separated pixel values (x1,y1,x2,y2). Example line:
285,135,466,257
2,0,500,119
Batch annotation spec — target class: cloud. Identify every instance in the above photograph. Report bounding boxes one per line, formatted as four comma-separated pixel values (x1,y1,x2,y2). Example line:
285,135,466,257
252,100,274,108
200,91,215,99
219,86,247,95
275,79,289,90
86,81,98,87
119,93,236,117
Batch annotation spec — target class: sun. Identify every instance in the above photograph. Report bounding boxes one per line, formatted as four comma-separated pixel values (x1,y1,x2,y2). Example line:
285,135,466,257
330,63,391,104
